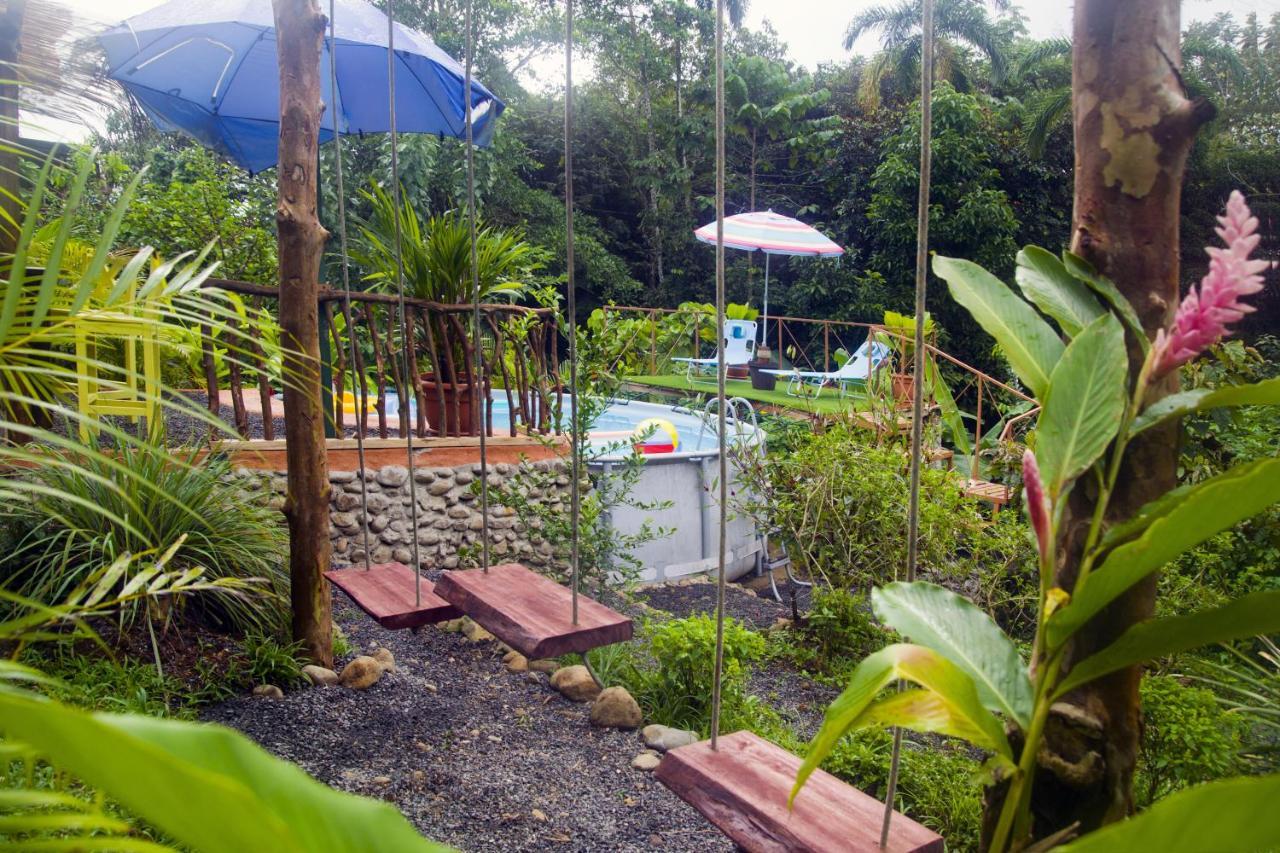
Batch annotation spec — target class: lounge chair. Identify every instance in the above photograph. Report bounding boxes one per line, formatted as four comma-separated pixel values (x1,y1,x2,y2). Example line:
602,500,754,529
761,339,890,398
672,319,758,382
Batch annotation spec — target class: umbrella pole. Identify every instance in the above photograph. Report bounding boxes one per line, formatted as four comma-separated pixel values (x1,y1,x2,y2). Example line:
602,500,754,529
761,253,769,351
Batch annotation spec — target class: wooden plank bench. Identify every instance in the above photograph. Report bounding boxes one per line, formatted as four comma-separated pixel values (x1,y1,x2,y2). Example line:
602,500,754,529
963,478,1012,513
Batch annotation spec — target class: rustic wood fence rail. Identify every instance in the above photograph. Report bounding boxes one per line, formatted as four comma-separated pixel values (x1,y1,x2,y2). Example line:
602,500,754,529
597,304,1039,471
204,278,562,440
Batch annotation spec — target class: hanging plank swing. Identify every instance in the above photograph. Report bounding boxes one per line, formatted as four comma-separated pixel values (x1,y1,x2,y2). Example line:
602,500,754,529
325,0,631,659
317,0,456,633
433,0,631,659
652,1,944,850
325,563,460,630
655,731,942,853
435,563,631,659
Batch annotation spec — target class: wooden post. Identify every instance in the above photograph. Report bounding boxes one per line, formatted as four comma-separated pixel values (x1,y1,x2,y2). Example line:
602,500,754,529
971,377,982,480
273,0,332,667
823,322,830,372
984,0,1215,843
649,309,657,375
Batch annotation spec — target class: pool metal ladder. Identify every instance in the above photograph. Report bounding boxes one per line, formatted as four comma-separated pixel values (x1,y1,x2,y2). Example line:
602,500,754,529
694,398,798,602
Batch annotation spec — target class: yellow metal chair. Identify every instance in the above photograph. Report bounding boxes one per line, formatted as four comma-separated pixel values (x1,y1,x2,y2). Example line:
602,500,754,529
73,304,163,442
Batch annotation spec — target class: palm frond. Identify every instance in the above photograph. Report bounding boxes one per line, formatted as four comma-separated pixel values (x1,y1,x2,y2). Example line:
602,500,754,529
1024,85,1072,159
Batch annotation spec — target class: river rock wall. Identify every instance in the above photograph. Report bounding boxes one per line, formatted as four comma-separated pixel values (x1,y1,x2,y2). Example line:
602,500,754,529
229,459,573,571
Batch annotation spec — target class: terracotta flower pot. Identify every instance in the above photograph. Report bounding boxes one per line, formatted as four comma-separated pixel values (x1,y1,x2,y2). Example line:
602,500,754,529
418,372,482,435
891,372,915,408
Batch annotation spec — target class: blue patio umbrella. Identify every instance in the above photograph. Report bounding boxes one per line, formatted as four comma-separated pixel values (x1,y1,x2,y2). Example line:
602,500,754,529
97,0,505,173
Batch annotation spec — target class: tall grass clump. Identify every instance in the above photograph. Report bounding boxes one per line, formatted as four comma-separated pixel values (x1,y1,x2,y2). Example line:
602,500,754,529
1,441,287,632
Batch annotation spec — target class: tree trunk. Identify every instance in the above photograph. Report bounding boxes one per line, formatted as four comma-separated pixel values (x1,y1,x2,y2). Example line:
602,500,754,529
273,0,332,667
991,1,1215,843
0,0,24,257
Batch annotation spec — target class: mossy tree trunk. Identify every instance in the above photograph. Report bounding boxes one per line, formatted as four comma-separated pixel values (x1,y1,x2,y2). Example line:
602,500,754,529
989,0,1216,843
272,0,332,667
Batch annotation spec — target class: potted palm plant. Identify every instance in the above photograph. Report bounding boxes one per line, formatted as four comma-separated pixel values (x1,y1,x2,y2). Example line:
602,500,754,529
880,310,936,407
352,183,539,432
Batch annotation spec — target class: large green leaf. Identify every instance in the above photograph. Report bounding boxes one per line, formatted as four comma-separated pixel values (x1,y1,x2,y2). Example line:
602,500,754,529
924,357,971,455
1035,314,1128,497
1131,376,1280,436
932,255,1064,398
1054,590,1280,698
1014,246,1105,337
791,644,1011,805
0,688,448,853
1061,251,1149,352
1047,456,1280,648
872,582,1032,729
1056,774,1280,852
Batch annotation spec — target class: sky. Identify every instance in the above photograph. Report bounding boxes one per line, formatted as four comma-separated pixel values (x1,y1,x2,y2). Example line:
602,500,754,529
33,0,1280,140
747,0,1277,71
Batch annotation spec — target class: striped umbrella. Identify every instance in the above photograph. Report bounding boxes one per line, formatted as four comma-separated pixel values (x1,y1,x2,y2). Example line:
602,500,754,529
694,210,843,348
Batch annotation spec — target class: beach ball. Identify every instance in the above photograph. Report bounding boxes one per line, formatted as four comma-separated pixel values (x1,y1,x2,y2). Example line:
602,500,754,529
633,417,679,454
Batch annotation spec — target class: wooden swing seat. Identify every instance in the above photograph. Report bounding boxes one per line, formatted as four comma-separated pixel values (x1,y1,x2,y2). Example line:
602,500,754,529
434,562,633,659
656,730,943,853
325,562,461,630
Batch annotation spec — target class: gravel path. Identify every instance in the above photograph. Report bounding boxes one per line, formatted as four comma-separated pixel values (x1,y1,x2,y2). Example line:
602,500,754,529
204,577,840,851
204,595,733,852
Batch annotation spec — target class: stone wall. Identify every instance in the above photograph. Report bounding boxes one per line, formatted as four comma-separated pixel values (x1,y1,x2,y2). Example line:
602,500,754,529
229,459,573,571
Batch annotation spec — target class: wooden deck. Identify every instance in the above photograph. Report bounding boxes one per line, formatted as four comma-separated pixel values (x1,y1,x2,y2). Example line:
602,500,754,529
325,562,461,629
655,730,944,853
434,562,633,659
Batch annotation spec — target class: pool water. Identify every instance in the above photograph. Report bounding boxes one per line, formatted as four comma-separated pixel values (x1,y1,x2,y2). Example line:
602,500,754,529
347,391,746,455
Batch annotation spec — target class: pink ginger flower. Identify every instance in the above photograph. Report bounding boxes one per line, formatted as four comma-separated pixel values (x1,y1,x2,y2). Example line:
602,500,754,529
1022,450,1052,565
1152,191,1273,377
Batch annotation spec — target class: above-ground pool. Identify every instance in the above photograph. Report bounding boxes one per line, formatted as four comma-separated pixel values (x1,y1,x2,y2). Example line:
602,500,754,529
354,391,765,584
583,398,766,584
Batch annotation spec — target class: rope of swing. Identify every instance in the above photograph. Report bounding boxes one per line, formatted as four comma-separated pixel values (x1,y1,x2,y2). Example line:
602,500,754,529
463,0,492,576
881,0,934,844
564,0,581,627
709,0,728,751
327,0,372,573
384,0,424,601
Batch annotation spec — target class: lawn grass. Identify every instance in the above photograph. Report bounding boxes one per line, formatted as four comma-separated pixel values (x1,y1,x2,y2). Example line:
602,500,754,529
625,373,868,416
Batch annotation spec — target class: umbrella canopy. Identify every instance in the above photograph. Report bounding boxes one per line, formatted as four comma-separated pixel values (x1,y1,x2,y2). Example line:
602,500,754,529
694,211,843,350
98,0,504,173
693,210,844,256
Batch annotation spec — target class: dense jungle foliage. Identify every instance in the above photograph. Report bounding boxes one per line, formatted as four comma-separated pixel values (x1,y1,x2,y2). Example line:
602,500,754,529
61,1,1279,379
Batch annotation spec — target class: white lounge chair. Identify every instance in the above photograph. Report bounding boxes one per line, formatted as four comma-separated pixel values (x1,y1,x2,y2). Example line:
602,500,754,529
762,339,890,398
672,319,758,382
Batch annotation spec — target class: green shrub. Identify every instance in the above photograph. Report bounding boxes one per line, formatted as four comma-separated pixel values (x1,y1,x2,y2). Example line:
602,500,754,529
1137,674,1244,808
736,418,1039,639
616,614,765,734
735,425,1035,596
794,587,888,677
1158,505,1280,618
240,632,308,690
0,442,288,633
1184,638,1280,772
332,625,355,660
